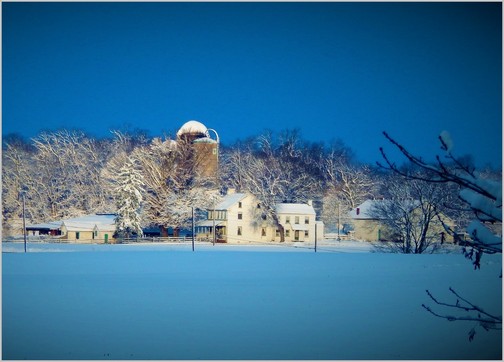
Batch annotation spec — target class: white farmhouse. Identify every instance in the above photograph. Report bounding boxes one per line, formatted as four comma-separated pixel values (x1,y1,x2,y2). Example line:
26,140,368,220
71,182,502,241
196,189,324,243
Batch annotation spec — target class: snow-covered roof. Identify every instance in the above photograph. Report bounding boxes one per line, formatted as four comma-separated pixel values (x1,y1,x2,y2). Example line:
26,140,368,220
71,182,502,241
196,220,224,227
349,200,377,220
215,193,248,210
193,137,217,144
275,203,315,215
349,199,420,220
61,214,116,231
26,221,62,230
176,120,209,137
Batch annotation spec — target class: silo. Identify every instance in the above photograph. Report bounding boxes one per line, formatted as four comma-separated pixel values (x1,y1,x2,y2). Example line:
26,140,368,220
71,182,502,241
176,120,219,180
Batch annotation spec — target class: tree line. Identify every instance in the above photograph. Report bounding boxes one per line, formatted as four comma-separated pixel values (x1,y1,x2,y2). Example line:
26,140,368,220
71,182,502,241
2,128,500,245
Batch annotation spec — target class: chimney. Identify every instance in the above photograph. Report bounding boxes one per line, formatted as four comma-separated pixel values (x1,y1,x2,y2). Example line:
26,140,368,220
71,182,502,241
307,200,313,206
227,188,236,195
356,208,360,215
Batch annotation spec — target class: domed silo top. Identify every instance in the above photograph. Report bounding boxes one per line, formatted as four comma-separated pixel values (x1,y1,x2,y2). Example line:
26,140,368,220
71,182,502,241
177,120,209,138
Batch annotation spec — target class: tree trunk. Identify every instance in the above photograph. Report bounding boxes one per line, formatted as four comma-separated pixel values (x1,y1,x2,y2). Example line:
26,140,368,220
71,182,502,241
274,215,285,242
278,222,285,242
160,225,168,237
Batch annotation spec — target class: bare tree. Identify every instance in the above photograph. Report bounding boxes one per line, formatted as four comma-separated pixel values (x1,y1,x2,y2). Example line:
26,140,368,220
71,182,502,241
222,131,322,241
322,152,378,234
379,131,501,262
369,174,451,253
422,288,501,341
28,130,109,220
379,131,501,339
2,139,38,235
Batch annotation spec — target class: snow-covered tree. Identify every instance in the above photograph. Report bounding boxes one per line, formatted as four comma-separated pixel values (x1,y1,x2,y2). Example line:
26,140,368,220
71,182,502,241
369,173,453,253
379,131,502,338
133,136,221,236
2,138,37,235
379,131,501,262
322,152,378,233
222,131,321,241
111,156,145,239
31,130,110,220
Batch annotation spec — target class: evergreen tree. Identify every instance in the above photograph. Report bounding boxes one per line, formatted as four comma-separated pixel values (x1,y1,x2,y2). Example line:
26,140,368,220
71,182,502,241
113,156,145,239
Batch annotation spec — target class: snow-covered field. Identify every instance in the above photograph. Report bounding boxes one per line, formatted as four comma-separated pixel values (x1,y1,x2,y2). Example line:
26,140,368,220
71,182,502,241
2,241,502,360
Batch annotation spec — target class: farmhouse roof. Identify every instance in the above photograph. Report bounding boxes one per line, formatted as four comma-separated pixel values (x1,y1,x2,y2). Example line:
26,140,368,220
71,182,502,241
61,214,116,231
214,193,248,210
196,220,224,227
275,203,316,215
350,199,421,220
26,221,62,230
349,200,377,220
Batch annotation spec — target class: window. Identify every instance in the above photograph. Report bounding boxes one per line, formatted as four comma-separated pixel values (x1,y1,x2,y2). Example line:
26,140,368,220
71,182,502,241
213,210,227,220
261,228,266,237
305,230,309,238
238,202,242,208
305,216,309,224
238,212,243,220
295,216,300,224
276,229,280,237
237,226,242,236
286,216,290,224
285,230,290,237
76,232,80,240
212,148,217,155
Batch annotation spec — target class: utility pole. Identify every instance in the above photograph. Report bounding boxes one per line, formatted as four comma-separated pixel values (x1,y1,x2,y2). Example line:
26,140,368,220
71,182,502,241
212,205,216,246
191,207,195,252
22,191,27,253
337,203,341,241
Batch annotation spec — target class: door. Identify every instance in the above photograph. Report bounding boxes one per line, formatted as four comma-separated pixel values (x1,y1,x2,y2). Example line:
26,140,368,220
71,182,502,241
294,230,300,241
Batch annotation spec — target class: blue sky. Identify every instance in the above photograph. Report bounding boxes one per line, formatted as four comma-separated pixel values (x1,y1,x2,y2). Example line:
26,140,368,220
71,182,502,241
2,2,502,167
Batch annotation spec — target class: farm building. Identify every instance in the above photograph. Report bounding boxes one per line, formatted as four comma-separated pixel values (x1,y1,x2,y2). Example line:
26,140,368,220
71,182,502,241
349,199,454,243
26,214,116,243
196,189,324,243
176,120,219,180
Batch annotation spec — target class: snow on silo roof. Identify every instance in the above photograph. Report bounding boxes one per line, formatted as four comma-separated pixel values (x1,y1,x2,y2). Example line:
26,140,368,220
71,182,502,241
177,120,209,137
